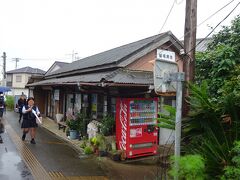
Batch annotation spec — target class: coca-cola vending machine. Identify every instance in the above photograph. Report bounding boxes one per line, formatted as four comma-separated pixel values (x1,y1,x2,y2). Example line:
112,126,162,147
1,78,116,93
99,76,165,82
116,98,158,159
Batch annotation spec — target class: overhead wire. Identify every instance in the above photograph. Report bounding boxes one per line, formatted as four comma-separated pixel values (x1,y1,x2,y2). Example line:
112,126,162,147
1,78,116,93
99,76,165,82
175,0,184,5
6,0,239,68
140,0,238,67
176,0,240,62
159,0,176,33
179,0,237,40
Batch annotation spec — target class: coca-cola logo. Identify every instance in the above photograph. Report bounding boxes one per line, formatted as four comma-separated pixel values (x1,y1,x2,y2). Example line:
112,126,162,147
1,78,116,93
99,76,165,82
119,101,127,150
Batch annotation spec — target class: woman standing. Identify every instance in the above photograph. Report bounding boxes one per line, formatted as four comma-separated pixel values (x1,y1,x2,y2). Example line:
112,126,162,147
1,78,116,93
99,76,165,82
18,95,26,123
21,97,40,144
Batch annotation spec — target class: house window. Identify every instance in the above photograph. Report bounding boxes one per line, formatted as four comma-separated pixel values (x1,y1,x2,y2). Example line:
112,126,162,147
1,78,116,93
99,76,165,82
16,75,22,82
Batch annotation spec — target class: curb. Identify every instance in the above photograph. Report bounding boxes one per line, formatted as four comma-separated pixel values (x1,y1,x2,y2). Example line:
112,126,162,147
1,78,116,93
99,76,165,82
40,121,84,155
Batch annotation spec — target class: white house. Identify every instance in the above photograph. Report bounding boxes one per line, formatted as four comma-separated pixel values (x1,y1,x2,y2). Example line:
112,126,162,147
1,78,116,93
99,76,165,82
6,66,45,97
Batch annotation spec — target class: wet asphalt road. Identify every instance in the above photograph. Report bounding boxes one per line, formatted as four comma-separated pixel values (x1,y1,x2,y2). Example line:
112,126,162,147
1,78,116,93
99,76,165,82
0,126,33,180
1,111,161,180
3,111,106,179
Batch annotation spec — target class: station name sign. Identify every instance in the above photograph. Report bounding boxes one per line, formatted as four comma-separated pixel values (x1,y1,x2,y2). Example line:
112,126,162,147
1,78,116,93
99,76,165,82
156,49,175,62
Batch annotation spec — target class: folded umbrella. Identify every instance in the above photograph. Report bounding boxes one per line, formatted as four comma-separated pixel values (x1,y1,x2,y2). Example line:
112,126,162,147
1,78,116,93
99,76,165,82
32,109,42,124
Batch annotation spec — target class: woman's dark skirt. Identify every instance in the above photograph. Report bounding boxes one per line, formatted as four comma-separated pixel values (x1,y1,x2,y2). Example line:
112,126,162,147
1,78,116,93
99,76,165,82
21,118,38,128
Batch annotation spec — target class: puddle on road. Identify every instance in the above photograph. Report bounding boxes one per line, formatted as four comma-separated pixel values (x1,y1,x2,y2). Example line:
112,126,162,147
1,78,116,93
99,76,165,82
0,150,33,180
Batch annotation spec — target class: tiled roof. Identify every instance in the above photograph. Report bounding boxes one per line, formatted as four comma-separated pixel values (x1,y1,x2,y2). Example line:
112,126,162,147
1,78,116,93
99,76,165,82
6,66,45,74
55,61,69,68
45,61,69,76
46,31,183,78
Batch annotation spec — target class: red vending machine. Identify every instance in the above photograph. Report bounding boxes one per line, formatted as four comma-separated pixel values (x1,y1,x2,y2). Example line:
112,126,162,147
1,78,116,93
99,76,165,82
116,98,158,159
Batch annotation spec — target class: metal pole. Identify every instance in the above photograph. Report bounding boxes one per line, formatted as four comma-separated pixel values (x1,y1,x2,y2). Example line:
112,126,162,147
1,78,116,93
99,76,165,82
174,72,184,180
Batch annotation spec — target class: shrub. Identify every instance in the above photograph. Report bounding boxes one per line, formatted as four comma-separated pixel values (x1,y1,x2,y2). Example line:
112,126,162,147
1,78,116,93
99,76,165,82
84,146,93,155
96,134,107,151
221,141,240,179
169,155,206,180
90,137,100,147
99,115,115,136
80,140,87,149
5,95,14,110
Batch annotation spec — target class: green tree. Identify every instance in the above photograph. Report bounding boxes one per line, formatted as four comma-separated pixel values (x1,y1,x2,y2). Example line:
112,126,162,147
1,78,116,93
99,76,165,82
195,15,240,97
182,82,240,178
182,15,240,179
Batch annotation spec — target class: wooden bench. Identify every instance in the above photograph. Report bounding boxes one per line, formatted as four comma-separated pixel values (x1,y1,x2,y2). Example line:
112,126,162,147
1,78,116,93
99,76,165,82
58,121,67,132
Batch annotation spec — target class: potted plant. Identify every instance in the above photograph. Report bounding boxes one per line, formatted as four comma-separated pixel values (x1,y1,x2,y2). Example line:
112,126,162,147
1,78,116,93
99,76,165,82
66,119,79,139
98,115,115,136
66,112,85,140
90,137,100,154
97,134,108,157
84,146,93,155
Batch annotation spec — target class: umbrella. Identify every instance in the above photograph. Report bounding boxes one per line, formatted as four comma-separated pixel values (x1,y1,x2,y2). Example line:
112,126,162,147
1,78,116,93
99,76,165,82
0,86,11,93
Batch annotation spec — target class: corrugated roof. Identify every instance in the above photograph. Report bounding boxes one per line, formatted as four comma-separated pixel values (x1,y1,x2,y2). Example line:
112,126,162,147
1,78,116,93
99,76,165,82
104,69,153,84
195,38,212,52
28,72,110,86
46,31,183,78
28,69,153,87
7,66,45,74
181,38,212,52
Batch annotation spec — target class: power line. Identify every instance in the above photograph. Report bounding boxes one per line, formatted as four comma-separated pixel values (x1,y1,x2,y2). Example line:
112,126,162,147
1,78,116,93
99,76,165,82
191,0,236,39
159,0,186,33
174,0,184,5
181,0,240,61
142,0,238,67
159,0,176,33
159,0,239,59
178,0,237,41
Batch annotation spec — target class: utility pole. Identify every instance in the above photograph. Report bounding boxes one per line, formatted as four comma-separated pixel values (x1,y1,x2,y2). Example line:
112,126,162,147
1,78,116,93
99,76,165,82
66,50,78,62
183,0,197,117
2,52,6,79
1,52,6,86
12,58,20,69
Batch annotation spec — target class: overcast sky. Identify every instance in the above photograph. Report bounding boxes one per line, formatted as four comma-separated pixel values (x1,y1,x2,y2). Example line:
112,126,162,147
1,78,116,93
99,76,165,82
0,0,239,73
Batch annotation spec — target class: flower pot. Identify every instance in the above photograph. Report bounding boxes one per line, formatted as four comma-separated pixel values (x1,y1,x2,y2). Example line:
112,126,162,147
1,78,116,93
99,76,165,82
69,130,78,140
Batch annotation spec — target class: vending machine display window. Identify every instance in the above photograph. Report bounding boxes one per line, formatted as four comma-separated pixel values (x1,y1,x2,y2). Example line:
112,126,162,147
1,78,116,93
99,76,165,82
116,98,158,159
